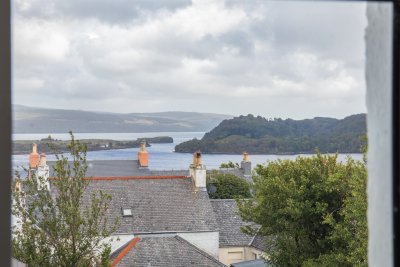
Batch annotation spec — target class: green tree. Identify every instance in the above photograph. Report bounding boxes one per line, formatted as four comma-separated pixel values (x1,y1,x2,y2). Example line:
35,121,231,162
208,173,251,199
238,153,367,266
220,161,240,169
12,133,117,266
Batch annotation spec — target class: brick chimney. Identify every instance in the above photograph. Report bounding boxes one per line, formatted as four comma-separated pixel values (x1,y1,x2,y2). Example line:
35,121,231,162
137,140,149,168
29,143,40,169
189,152,206,189
241,152,252,176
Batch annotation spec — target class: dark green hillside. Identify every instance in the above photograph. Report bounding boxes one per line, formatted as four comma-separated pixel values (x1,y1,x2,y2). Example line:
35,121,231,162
175,114,366,154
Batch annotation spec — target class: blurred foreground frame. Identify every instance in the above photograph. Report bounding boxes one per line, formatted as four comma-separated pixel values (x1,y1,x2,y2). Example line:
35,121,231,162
0,0,399,266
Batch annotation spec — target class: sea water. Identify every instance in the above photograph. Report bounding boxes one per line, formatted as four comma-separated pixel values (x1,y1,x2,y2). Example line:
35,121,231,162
12,132,363,171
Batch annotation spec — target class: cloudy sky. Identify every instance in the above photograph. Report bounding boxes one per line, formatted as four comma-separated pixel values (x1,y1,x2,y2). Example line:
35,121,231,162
12,0,367,119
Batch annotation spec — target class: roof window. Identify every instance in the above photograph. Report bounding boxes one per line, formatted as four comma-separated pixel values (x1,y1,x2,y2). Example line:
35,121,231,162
122,208,132,217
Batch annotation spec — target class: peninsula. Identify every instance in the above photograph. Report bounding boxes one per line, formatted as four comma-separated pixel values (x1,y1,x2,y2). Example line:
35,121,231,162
13,136,173,155
175,114,367,154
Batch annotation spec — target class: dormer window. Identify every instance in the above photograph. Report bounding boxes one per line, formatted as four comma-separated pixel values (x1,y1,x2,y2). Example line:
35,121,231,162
122,208,132,217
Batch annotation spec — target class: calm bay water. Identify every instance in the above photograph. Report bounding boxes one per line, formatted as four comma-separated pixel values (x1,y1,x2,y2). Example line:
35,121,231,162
13,132,363,171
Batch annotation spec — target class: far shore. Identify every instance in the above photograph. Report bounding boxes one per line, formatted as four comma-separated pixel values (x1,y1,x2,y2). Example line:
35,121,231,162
13,136,173,155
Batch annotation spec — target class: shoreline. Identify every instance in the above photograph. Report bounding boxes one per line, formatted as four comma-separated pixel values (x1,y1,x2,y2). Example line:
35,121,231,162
173,151,363,156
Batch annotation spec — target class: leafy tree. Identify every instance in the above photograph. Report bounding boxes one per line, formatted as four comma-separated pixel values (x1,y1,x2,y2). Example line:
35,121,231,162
175,114,367,154
208,173,251,199
219,161,240,169
12,134,118,266
237,153,367,266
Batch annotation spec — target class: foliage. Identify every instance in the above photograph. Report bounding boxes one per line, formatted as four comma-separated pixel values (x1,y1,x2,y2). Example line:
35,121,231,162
220,161,240,168
237,153,367,267
12,133,118,266
208,173,251,199
175,114,367,154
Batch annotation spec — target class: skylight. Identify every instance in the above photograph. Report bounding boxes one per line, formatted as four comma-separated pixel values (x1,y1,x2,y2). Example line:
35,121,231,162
122,208,132,217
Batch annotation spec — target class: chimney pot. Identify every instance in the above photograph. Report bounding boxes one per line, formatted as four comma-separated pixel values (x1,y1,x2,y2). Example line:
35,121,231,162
243,152,250,162
138,141,149,168
193,151,202,166
140,140,146,151
39,153,47,167
29,143,40,168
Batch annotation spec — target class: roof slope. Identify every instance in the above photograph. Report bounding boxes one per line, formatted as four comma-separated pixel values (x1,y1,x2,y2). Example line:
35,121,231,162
250,233,267,252
111,235,226,267
48,160,188,177
210,199,254,247
209,169,247,179
49,160,146,177
81,178,218,234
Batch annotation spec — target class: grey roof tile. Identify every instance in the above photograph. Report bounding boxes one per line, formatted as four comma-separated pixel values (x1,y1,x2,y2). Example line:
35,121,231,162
210,199,254,247
48,160,190,177
111,235,226,267
208,169,253,183
250,234,266,252
48,160,147,177
80,178,219,234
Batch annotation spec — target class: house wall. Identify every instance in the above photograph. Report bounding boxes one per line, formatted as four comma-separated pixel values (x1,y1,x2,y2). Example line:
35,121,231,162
219,246,263,266
177,231,219,259
11,258,26,267
244,246,263,261
365,3,394,267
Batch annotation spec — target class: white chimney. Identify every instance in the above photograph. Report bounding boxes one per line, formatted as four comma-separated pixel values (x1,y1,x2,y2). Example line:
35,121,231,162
241,152,252,177
189,152,207,189
37,153,50,191
39,153,47,167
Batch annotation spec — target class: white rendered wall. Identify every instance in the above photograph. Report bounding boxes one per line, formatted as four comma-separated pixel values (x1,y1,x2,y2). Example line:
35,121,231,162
37,165,50,191
219,246,263,266
177,231,219,259
366,3,393,267
194,168,207,188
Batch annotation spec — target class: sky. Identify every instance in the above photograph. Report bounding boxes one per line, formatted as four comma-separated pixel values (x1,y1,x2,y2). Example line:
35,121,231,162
12,0,367,119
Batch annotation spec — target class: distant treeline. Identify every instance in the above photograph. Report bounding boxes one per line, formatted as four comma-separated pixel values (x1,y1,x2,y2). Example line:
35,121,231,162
175,114,366,154
13,136,173,155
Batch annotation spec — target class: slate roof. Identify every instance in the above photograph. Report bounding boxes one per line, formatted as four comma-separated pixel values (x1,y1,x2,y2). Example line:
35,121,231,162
80,178,219,234
48,160,189,177
210,199,254,247
48,160,146,177
111,235,226,267
208,168,252,183
211,199,266,250
250,233,267,252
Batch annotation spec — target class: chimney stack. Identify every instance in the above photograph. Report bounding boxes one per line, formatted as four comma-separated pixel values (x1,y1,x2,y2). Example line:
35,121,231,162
27,145,50,190
29,143,40,169
37,153,50,191
189,151,206,189
137,140,149,168
39,153,47,167
241,152,252,177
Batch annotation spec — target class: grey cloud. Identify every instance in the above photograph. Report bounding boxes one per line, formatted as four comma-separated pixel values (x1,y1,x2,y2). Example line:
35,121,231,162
15,0,192,23
13,0,367,119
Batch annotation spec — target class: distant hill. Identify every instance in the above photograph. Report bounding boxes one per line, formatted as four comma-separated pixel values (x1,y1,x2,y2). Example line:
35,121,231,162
175,114,367,154
13,105,232,133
